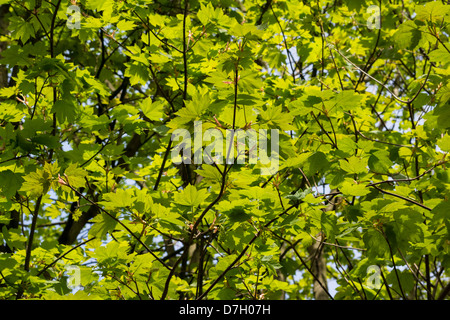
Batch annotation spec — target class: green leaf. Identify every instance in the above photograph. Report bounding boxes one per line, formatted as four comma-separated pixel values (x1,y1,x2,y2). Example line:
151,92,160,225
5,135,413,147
307,151,329,174
64,164,87,189
124,61,149,86
333,91,362,111
214,254,239,275
173,184,209,207
100,189,134,209
197,2,227,26
230,23,264,38
368,150,393,173
86,0,114,12
93,241,129,266
339,156,368,174
195,165,223,182
20,162,59,197
134,189,154,215
285,188,312,204
1,0,446,300
141,97,165,121
434,102,450,129
89,212,118,239
259,104,294,129
392,21,421,50
0,170,22,199
10,16,34,43
340,181,370,197
227,206,252,223
415,2,450,22
2,226,26,250
153,203,186,227
238,69,264,93
363,229,389,260
175,88,211,121
386,270,415,294
0,101,24,122
31,134,61,149
431,200,450,230
52,100,78,124
390,209,424,250
320,211,338,242
429,45,450,67
337,136,357,156
0,87,16,98
437,134,450,152
117,20,136,31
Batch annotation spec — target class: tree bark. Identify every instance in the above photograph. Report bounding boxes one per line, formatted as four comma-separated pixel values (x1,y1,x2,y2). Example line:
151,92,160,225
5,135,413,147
306,193,339,300
0,6,22,254
0,5,10,89
58,132,145,245
307,232,329,300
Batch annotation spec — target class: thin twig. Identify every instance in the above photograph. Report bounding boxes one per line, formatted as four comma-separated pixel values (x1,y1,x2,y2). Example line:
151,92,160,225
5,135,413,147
309,233,366,251
197,204,297,300
355,0,382,91
59,176,171,271
311,111,338,149
370,184,432,211
24,196,42,272
153,139,173,191
37,237,95,277
367,160,447,187
381,230,407,299
271,230,334,300
132,10,183,54
357,130,411,148
270,4,295,82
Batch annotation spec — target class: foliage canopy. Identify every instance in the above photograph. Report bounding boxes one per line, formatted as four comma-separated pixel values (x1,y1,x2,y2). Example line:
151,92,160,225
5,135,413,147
0,0,449,300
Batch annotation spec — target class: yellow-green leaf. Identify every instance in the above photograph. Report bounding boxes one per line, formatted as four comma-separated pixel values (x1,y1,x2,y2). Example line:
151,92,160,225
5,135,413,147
174,184,209,207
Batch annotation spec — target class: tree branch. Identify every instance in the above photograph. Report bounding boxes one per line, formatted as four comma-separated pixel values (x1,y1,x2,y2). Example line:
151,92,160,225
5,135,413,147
24,195,42,272
369,184,432,211
37,237,95,277
59,176,172,271
367,160,447,187
197,204,297,300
